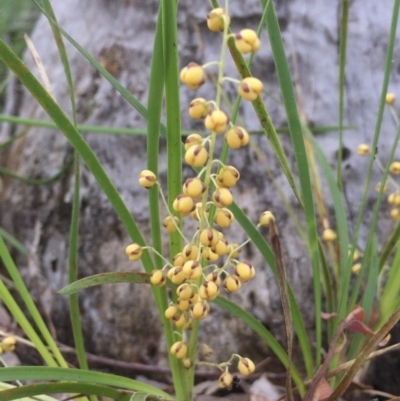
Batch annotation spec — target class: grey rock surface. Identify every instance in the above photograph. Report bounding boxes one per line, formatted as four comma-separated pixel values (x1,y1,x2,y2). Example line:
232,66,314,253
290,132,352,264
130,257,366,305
0,0,399,390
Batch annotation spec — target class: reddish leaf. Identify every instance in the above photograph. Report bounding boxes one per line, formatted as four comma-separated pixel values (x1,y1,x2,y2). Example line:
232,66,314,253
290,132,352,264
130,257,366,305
347,320,375,336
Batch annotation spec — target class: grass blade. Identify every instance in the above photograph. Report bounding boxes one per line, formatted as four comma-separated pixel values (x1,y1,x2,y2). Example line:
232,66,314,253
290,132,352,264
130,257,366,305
59,272,151,295
0,383,131,401
337,0,349,188
0,227,29,255
260,0,321,369
0,234,66,367
0,367,172,400
0,160,72,185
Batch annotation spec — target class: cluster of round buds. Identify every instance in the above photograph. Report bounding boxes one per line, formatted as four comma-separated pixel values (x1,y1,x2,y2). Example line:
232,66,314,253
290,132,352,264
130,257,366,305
135,6,262,385
0,337,16,354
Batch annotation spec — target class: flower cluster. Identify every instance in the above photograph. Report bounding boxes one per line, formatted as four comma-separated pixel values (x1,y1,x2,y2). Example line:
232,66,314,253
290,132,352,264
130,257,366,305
124,6,265,387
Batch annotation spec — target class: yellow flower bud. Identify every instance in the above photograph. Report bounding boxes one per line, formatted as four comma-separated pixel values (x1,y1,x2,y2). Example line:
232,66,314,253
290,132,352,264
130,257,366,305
389,161,400,175
139,169,157,189
352,248,362,261
393,193,400,206
168,266,187,285
214,208,235,228
177,299,191,311
191,301,209,319
212,187,233,207
235,29,260,54
165,304,180,320
227,243,241,258
235,261,255,283
216,165,240,188
183,358,192,368
205,271,221,286
1,337,16,352
198,280,219,301
259,211,275,227
199,228,220,247
207,8,230,32
125,243,143,261
238,77,263,101
189,98,209,119
163,215,179,233
173,252,186,267
184,133,203,151
223,274,242,293
357,144,370,156
237,357,255,375
386,93,396,105
170,341,188,359
352,263,362,275
182,177,207,199
173,194,195,216
189,293,200,305
177,283,195,300
174,313,187,328
202,247,219,262
182,243,200,261
182,260,203,280
150,270,166,286
391,208,400,220
180,62,206,90
225,126,250,149
218,371,233,389
322,228,337,242
184,145,209,167
213,239,229,256
204,110,229,134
